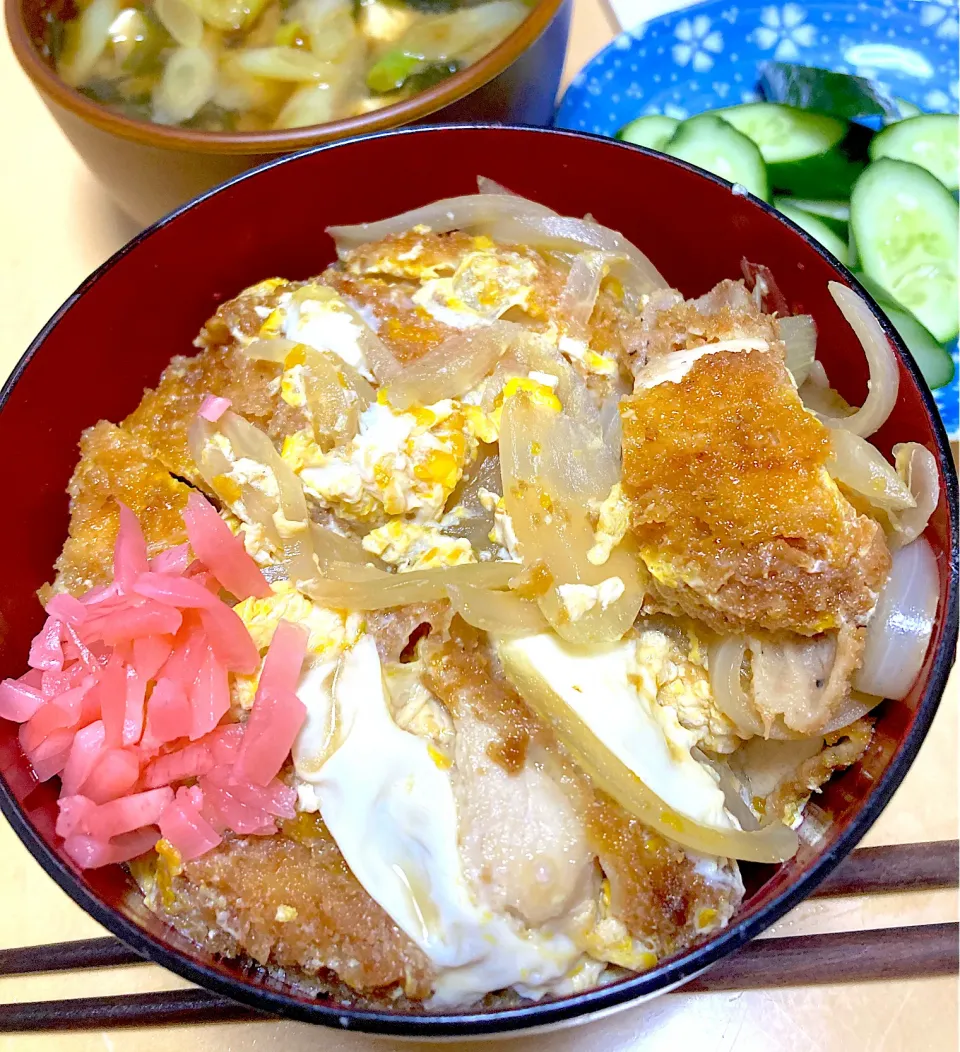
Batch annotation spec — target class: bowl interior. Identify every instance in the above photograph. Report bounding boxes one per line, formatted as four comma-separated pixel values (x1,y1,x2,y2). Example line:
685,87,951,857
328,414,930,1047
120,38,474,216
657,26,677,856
0,126,955,1037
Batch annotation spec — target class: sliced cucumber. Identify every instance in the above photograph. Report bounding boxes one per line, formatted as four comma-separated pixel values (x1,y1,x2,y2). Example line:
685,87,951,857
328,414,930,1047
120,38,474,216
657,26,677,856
713,100,862,197
776,200,849,264
616,114,679,151
851,158,959,343
759,61,900,121
715,103,845,163
774,196,849,238
664,114,770,201
775,197,849,222
893,98,923,120
768,149,864,198
855,272,956,389
869,114,959,191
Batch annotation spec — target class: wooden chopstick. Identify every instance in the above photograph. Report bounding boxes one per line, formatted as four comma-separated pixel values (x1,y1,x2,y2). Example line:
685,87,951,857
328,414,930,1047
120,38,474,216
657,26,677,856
2,840,954,980
0,923,955,1032
683,921,959,992
0,936,142,977
813,840,959,898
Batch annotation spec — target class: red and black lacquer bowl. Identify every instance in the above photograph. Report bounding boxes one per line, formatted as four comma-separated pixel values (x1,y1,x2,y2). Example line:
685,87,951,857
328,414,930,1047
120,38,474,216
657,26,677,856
0,126,956,1038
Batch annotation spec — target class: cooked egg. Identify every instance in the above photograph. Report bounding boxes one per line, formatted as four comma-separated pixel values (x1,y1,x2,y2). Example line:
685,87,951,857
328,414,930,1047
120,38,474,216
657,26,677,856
231,583,364,712
479,488,520,561
284,397,494,525
635,627,741,755
382,662,456,757
587,483,630,566
292,634,590,1006
498,632,739,831
274,289,374,380
220,510,275,568
412,249,538,329
578,884,659,971
556,577,625,623
362,520,476,571
557,335,618,377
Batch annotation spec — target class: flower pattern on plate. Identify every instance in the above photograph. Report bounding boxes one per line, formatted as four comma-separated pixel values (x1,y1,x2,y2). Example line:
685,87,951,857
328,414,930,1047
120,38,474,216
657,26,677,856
752,3,817,59
673,15,725,70
555,0,960,437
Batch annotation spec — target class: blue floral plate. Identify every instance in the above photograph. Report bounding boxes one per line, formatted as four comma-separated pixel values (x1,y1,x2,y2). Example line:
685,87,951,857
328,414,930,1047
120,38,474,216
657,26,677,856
555,0,959,436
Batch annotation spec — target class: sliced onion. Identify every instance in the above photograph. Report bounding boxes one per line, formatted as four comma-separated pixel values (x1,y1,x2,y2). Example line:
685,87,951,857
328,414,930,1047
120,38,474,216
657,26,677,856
235,46,335,82
799,376,855,419
889,443,940,548
446,584,547,635
822,690,882,734
854,537,939,700
310,523,379,571
827,428,916,513
500,394,643,644
815,283,899,438
57,0,119,87
806,360,830,388
243,337,300,364
151,45,219,125
302,349,372,449
327,193,559,249
328,193,667,295
476,176,527,198
220,413,306,521
384,322,518,410
301,561,519,610
708,637,763,737
191,411,317,585
599,395,623,463
442,453,501,554
558,252,610,338
154,0,204,46
779,314,817,385
694,749,760,831
485,213,667,295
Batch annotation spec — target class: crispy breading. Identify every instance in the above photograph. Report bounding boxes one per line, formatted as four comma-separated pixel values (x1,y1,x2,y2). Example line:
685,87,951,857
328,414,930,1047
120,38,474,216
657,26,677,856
763,718,874,823
149,814,433,1000
339,230,483,281
322,270,452,362
51,422,190,596
194,277,297,350
622,345,890,635
123,345,307,488
585,797,740,953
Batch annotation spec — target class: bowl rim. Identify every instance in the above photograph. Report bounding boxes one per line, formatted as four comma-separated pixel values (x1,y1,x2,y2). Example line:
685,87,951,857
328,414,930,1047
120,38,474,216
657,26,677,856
4,0,567,153
0,124,956,1038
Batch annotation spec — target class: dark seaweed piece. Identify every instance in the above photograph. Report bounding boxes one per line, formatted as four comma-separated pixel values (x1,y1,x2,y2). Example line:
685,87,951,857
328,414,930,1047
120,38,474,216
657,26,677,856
79,78,125,105
391,0,472,11
183,103,240,132
406,59,461,92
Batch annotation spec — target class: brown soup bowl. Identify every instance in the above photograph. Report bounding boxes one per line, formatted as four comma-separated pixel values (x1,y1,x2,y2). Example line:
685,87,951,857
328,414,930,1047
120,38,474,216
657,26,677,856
6,0,570,225
0,126,956,1038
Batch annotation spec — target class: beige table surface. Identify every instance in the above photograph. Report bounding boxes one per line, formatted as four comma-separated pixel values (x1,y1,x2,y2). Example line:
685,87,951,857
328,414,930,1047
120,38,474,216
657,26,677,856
0,6,958,1048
